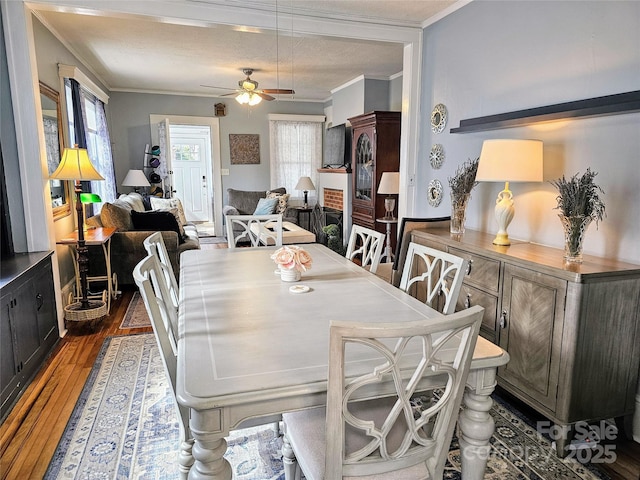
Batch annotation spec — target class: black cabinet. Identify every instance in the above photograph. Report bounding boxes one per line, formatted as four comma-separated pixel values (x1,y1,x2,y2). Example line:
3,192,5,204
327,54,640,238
1,252,58,421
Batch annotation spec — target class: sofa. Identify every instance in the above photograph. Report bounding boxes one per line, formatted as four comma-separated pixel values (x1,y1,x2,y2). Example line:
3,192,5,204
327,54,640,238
222,187,299,236
85,192,200,285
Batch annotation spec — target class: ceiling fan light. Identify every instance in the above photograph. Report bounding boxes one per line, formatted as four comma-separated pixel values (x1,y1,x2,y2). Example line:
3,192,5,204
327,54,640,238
241,79,258,91
248,93,262,106
235,91,250,104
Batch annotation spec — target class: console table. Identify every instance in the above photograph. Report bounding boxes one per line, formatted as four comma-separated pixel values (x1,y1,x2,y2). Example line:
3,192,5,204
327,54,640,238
410,227,640,456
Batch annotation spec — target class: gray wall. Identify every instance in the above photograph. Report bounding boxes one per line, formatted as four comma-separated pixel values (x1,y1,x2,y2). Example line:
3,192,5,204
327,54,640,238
419,0,640,263
108,92,324,202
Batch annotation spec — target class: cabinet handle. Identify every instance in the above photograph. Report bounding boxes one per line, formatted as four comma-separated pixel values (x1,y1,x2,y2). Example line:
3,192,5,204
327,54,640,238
464,293,471,309
465,259,473,276
499,310,508,329
36,293,44,311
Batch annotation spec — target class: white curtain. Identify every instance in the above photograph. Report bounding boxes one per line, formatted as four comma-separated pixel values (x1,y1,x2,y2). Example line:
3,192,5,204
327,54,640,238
156,121,169,180
269,120,323,204
87,96,117,203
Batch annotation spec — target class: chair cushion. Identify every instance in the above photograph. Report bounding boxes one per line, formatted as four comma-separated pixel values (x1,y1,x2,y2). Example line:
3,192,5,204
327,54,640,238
150,197,188,225
253,197,279,215
266,191,290,215
100,202,134,231
131,210,186,243
283,398,431,480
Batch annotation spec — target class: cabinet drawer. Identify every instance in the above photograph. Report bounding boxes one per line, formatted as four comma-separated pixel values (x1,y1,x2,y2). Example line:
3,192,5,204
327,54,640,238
456,283,498,339
449,247,500,293
352,204,373,217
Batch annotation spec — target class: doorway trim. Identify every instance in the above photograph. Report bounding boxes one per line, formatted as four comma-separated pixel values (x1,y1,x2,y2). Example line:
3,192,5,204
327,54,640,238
149,114,223,237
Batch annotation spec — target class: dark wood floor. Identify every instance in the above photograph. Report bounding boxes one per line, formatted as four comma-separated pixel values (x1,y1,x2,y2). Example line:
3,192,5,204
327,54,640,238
1,241,639,479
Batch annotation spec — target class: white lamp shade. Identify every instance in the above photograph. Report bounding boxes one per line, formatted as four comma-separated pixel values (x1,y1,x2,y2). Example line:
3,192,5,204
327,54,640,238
377,172,400,195
295,176,316,191
476,139,543,183
122,169,151,187
50,146,104,181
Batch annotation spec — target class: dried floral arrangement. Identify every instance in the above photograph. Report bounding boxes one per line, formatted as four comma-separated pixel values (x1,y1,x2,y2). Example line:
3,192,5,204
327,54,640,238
550,168,606,225
448,157,479,198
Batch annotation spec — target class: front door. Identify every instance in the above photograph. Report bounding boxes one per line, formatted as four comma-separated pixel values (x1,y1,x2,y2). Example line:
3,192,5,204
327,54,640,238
169,125,212,223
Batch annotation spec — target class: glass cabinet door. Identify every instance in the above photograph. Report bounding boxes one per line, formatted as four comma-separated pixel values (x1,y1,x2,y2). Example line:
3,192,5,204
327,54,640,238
354,132,373,202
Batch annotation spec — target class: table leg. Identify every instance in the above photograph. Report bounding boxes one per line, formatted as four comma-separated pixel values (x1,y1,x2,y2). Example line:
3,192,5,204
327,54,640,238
188,410,232,480
457,366,499,480
382,222,394,263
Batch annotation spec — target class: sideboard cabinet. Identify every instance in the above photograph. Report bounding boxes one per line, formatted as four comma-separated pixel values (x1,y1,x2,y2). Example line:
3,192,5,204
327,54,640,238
410,228,640,454
349,111,400,238
1,252,58,421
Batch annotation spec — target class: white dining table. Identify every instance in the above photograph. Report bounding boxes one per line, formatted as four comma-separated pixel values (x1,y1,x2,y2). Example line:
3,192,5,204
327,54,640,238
177,244,509,480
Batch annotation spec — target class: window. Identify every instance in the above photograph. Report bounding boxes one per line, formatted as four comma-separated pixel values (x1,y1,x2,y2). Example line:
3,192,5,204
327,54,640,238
269,114,324,205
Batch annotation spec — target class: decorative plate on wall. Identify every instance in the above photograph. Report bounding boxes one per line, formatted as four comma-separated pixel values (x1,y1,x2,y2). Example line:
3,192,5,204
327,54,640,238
431,104,448,134
429,144,444,169
427,179,443,207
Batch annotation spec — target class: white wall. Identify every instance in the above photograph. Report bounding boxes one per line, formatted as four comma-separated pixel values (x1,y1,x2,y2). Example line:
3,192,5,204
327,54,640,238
419,0,640,264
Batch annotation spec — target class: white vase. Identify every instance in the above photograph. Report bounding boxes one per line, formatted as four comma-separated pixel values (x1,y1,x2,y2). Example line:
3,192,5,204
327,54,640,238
280,268,301,282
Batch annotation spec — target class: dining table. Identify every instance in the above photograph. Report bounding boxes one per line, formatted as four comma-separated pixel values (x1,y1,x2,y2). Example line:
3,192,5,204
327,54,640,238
177,243,509,480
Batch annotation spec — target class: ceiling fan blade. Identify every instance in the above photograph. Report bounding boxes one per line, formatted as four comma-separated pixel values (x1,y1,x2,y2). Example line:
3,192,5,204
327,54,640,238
256,92,275,101
220,92,239,97
261,89,295,95
201,84,237,91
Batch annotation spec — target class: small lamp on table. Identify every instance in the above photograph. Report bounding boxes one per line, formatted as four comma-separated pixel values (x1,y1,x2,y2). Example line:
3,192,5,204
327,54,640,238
122,169,151,193
295,176,316,208
377,172,400,219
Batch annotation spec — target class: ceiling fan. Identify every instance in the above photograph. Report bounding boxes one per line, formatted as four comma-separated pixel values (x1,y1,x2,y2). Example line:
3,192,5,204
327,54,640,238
202,68,295,105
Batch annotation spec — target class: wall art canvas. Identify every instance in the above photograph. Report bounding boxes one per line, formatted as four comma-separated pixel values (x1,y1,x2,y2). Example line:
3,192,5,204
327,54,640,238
229,134,260,165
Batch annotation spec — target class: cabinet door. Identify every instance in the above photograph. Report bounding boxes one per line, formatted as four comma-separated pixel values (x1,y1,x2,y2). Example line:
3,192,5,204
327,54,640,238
498,264,566,412
12,280,40,374
353,127,375,205
1,292,19,413
33,259,57,345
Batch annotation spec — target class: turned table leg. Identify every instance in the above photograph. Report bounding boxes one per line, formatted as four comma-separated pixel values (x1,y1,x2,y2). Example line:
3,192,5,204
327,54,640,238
457,390,495,480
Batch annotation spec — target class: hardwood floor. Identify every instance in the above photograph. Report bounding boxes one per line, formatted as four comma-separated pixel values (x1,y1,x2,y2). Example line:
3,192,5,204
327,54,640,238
1,239,638,479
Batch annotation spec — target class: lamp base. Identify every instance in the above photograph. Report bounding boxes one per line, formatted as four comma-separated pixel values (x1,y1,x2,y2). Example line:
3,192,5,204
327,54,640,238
384,196,396,219
493,182,514,247
492,232,511,246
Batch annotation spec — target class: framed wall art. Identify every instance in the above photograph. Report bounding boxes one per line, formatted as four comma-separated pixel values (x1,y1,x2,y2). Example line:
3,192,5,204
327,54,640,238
229,134,260,165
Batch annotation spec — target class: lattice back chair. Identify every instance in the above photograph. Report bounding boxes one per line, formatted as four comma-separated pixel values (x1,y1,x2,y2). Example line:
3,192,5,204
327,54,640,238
133,255,193,478
282,306,484,480
345,224,385,274
399,242,468,315
143,231,179,311
225,214,283,248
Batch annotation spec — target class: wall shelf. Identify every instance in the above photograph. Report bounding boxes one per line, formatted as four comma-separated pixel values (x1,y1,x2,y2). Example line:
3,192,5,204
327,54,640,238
450,90,640,133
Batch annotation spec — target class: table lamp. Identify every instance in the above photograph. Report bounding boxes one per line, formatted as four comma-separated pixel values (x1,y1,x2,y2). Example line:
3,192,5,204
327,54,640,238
377,171,400,219
476,139,543,246
122,169,151,193
295,176,315,208
50,146,104,311
79,193,102,231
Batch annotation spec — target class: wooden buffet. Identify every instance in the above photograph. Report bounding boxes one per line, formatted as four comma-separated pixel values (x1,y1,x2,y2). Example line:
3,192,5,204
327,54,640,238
410,227,640,455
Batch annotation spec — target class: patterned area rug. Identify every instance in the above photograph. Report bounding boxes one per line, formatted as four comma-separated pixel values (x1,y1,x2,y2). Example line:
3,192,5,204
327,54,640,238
45,334,609,480
119,292,151,329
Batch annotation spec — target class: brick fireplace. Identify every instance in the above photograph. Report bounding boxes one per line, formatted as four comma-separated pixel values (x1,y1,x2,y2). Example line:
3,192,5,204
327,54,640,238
316,168,352,245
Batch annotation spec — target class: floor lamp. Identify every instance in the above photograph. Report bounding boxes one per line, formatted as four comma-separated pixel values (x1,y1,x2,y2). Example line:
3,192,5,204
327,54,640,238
50,146,105,313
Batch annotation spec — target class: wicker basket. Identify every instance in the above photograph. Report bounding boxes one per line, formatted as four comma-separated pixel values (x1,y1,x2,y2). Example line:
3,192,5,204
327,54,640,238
64,300,107,322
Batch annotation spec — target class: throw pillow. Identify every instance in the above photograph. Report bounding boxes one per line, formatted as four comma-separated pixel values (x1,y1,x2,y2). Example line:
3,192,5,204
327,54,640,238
131,210,186,244
266,191,290,215
100,202,133,231
150,197,188,225
117,192,146,212
253,197,279,215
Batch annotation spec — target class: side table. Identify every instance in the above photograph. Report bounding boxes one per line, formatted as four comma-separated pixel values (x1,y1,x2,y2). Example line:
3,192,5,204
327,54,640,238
57,227,119,315
376,217,398,264
295,207,313,231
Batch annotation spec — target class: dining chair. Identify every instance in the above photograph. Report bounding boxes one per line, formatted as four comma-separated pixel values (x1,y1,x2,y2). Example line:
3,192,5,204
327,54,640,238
225,214,283,248
143,231,179,309
375,217,451,286
282,305,484,480
345,224,385,274
133,255,193,478
399,242,468,315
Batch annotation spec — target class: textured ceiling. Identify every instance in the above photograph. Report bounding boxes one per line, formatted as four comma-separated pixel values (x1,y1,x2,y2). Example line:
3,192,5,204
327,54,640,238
33,1,459,101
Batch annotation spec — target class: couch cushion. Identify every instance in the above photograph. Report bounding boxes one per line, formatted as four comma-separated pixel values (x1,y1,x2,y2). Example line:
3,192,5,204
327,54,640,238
227,187,287,215
266,191,290,215
101,202,134,231
131,210,186,243
149,197,188,225
117,192,147,212
253,197,279,215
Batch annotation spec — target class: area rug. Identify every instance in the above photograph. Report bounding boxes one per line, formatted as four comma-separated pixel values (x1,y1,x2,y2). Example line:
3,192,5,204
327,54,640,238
119,292,151,329
45,334,609,480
